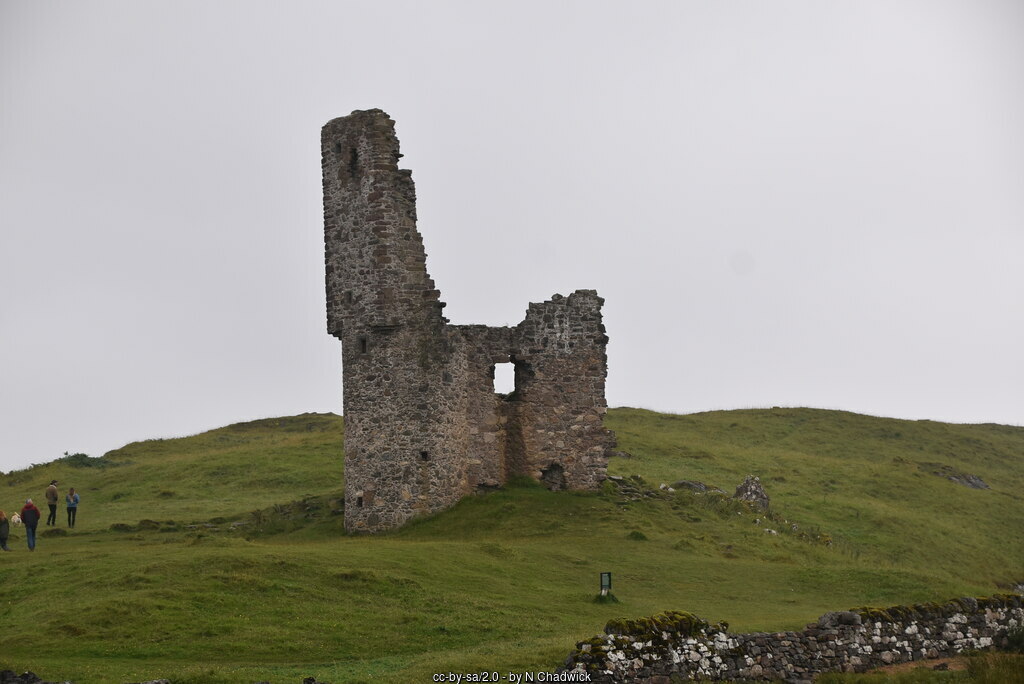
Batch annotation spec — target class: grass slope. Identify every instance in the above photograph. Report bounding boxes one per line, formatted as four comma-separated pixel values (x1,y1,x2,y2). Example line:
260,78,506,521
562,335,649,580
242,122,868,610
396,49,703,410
0,408,1021,683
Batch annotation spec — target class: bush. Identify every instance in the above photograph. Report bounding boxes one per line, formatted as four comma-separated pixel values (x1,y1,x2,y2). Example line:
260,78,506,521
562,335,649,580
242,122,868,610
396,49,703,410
1006,626,1024,654
59,451,111,468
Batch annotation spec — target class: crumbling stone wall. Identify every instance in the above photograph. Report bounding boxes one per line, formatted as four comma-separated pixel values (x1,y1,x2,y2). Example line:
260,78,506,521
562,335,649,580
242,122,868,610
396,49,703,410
563,595,1024,683
322,109,614,532
505,292,613,490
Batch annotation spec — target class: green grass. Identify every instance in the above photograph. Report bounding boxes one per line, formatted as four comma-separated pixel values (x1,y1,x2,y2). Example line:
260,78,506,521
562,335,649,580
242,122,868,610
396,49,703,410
0,408,1021,683
606,407,1024,584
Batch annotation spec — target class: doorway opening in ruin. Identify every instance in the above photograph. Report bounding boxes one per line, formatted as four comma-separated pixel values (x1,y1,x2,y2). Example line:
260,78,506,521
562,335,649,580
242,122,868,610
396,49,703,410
492,360,515,395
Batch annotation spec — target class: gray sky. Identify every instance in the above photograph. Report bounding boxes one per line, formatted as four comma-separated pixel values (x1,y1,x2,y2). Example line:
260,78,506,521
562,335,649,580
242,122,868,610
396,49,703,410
2,1,1022,472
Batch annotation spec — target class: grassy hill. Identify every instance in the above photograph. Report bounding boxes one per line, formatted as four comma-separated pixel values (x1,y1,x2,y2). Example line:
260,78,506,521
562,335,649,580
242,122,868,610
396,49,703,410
0,407,1021,683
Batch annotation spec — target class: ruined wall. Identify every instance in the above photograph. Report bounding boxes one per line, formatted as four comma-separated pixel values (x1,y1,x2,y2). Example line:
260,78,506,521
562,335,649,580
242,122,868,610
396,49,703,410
454,324,515,490
562,595,1024,683
322,109,614,532
507,291,613,490
322,110,466,531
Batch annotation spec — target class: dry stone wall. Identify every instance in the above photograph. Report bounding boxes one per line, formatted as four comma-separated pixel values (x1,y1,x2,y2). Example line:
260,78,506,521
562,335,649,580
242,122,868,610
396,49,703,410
563,595,1024,683
322,110,615,532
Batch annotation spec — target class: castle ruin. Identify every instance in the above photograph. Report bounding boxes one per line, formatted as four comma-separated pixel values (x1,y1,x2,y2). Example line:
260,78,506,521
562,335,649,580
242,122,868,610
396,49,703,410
322,109,615,533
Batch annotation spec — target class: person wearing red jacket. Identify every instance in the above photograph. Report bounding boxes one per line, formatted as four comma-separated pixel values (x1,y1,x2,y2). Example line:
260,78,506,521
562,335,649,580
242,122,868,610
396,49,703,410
20,499,41,551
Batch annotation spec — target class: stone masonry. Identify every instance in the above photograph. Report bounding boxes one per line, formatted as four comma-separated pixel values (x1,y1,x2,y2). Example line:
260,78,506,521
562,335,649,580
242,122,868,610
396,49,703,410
562,595,1024,682
322,109,615,533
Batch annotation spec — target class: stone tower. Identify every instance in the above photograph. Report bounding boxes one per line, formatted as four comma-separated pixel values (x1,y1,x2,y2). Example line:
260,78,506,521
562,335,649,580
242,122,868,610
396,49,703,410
322,109,615,533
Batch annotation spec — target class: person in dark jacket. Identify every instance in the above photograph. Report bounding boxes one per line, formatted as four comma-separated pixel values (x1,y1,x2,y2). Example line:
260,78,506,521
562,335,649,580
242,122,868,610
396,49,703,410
0,510,10,551
20,499,41,551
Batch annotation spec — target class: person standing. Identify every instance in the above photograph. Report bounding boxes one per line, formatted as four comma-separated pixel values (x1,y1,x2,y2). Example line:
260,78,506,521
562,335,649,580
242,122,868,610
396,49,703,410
45,480,59,526
20,499,41,551
0,511,10,551
66,487,80,528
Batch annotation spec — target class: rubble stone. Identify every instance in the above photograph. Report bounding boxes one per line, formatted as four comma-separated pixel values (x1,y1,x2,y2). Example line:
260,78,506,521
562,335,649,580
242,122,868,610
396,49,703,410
733,475,770,510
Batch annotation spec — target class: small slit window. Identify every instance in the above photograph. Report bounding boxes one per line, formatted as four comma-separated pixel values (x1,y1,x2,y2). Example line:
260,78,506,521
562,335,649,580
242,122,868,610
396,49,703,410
348,147,359,176
345,291,353,304
420,451,430,462
358,336,368,354
356,496,364,508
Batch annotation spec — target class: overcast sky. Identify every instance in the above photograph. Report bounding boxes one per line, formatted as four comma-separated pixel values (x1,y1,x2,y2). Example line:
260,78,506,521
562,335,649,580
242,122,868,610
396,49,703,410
2,1,1022,472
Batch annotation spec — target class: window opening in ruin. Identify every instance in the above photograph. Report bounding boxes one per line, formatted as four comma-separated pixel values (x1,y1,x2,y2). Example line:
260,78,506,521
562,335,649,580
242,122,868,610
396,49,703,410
493,361,515,395
345,290,353,304
356,496,364,508
359,336,368,354
420,451,430,461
